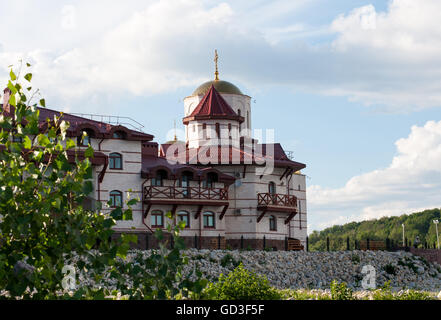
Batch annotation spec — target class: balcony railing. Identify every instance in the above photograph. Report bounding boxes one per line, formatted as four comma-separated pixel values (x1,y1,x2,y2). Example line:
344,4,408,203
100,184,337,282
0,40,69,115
257,193,297,208
144,186,228,201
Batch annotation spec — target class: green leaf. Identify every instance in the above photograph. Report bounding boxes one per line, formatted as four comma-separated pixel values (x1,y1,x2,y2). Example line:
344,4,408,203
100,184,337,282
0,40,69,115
65,139,75,150
127,198,137,206
39,99,46,107
24,73,32,82
23,136,32,149
7,81,17,95
10,69,16,81
37,134,50,147
110,207,123,220
84,146,94,158
9,94,16,107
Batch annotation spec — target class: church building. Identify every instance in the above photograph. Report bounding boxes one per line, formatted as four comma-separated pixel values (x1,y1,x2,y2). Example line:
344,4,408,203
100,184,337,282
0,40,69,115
1,53,308,251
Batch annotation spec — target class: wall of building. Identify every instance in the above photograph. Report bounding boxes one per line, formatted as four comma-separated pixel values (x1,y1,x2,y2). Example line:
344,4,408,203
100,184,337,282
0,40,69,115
186,119,240,149
94,138,145,232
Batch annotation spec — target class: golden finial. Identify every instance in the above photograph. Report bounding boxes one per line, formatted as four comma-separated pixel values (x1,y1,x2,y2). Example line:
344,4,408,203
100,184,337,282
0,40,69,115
214,49,219,81
173,120,177,141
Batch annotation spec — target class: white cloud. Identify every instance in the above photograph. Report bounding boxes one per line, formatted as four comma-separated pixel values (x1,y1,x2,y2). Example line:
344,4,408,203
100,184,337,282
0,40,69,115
307,120,441,232
61,5,76,30
2,0,441,113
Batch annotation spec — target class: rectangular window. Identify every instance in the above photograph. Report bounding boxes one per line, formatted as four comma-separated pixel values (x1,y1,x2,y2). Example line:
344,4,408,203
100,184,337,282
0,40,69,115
151,212,164,228
178,213,190,228
203,213,215,228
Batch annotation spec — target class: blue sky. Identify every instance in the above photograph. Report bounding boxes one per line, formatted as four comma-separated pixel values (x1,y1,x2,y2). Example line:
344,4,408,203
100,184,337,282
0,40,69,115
1,0,441,232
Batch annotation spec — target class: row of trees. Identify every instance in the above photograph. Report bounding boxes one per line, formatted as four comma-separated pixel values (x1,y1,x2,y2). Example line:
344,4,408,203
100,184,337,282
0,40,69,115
308,208,441,251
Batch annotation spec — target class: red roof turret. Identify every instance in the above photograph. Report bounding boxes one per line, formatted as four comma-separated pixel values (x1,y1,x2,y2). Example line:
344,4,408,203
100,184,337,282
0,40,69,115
183,85,244,124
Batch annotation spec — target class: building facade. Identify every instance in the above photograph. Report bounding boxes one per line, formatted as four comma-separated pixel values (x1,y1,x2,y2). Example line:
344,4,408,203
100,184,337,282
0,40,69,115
1,64,307,251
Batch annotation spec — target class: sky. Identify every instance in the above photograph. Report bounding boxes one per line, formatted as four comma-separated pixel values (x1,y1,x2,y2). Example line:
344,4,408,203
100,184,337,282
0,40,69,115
1,0,441,233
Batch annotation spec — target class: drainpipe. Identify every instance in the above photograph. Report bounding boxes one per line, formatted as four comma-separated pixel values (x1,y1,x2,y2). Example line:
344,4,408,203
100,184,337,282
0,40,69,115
287,170,293,238
199,208,202,249
141,178,153,233
97,138,105,204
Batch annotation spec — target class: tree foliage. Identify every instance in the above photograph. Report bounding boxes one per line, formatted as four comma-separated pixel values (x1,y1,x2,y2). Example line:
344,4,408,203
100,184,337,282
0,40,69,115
309,208,441,251
0,62,204,299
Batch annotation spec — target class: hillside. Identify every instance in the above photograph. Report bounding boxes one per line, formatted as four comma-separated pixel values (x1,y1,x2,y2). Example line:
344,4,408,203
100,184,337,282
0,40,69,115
308,208,441,251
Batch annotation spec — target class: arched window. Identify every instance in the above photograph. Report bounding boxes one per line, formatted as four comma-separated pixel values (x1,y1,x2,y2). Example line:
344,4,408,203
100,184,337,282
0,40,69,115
269,182,276,195
112,131,125,139
203,211,215,228
269,215,277,231
109,152,122,169
177,211,190,228
152,170,167,186
204,172,218,188
109,190,122,208
151,210,164,228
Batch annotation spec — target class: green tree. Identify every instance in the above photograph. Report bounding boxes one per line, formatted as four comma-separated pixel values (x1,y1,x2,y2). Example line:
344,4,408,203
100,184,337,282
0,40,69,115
309,208,441,251
0,62,205,299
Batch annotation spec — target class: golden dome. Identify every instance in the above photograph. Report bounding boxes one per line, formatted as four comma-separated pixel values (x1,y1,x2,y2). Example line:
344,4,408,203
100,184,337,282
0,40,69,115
192,80,243,96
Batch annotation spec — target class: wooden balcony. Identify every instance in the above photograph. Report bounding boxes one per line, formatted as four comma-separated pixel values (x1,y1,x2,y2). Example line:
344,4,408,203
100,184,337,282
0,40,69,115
257,193,297,209
143,185,229,205
257,192,298,224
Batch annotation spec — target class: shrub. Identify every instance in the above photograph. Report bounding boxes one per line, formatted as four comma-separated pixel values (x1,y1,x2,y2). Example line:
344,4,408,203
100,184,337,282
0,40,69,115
330,280,353,300
373,281,433,300
205,264,281,300
220,253,241,268
351,254,360,264
383,264,396,275
372,281,394,300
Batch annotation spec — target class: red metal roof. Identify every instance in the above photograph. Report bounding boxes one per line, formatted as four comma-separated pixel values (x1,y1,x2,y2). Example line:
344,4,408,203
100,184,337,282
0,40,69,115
37,107,154,141
158,142,306,171
183,85,244,124
1,103,154,141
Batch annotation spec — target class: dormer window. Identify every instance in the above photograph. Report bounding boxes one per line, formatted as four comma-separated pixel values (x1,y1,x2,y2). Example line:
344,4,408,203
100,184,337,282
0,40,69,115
78,130,93,146
152,170,167,187
113,131,125,139
203,172,218,188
